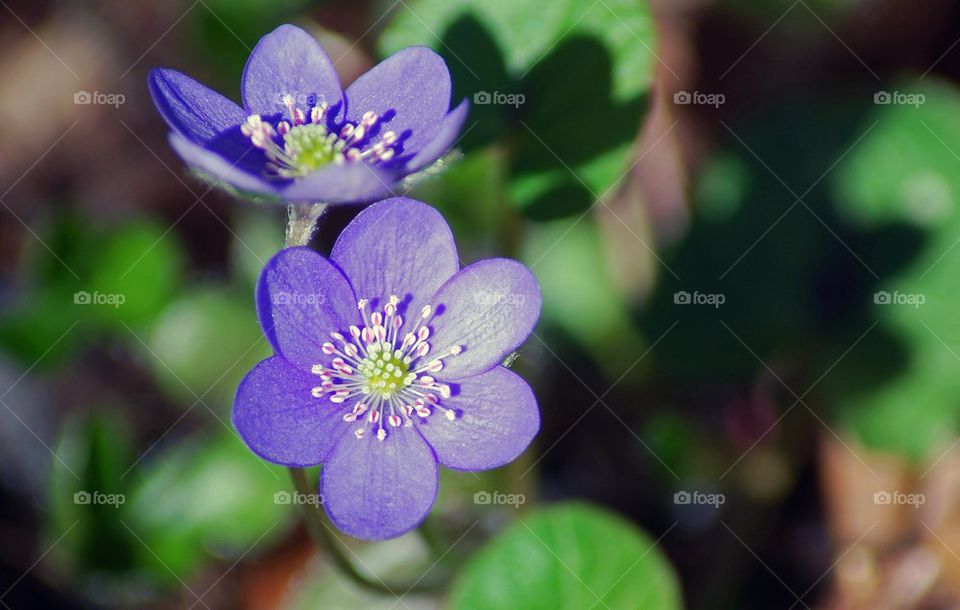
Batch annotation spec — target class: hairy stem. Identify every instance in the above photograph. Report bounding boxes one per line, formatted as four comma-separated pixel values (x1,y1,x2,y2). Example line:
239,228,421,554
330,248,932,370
285,202,326,247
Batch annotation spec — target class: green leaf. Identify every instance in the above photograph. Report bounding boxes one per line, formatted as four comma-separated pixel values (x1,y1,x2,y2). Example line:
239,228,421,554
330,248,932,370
4,216,183,340
380,0,655,218
833,79,960,230
49,412,137,575
381,0,653,100
522,218,647,377
827,78,960,458
87,220,184,328
839,359,959,461
126,432,293,579
144,286,270,408
0,286,83,366
283,536,435,610
449,503,682,610
0,215,183,365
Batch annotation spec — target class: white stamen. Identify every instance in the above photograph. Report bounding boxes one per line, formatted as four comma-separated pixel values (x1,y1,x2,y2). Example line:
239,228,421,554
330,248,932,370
309,299,465,439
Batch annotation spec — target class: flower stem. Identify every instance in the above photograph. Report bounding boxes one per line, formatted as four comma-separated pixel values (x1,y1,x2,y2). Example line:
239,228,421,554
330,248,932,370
285,202,326,247
288,467,444,595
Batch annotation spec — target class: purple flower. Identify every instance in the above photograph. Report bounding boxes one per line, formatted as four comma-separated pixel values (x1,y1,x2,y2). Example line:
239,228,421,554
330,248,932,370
233,197,541,539
148,24,468,204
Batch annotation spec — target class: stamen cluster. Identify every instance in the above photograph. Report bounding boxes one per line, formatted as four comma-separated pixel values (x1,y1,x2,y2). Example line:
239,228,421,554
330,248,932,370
240,94,398,179
311,296,462,441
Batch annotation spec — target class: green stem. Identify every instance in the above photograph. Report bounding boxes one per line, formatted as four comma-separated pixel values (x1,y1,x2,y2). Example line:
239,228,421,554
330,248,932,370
285,202,326,247
283,205,445,596
288,468,445,595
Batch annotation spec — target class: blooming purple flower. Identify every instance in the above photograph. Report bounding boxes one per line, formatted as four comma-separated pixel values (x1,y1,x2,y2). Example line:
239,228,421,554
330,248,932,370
233,197,541,539
148,24,468,204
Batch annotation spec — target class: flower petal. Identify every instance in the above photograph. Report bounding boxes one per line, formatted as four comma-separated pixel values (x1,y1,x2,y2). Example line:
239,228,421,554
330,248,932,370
279,161,396,203
169,132,278,196
405,99,470,172
242,24,343,117
322,428,438,540
418,366,539,471
330,197,459,324
426,259,542,378
233,357,349,466
344,47,452,155
149,68,246,143
257,247,360,371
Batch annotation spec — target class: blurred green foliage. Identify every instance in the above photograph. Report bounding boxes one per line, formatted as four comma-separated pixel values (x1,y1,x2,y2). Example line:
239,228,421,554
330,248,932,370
146,287,270,408
0,216,183,365
449,503,682,610
381,0,654,218
49,414,137,577
126,432,293,579
828,78,960,459
283,535,434,610
522,218,647,376
10,0,960,607
195,0,312,89
50,413,293,590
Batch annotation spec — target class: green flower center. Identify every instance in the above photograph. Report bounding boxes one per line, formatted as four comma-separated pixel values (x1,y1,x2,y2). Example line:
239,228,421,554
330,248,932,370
310,296,465,442
283,124,342,173
240,95,399,180
358,344,411,398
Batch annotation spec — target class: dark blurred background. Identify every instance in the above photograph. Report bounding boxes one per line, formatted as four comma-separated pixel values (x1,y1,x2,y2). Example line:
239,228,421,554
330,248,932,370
4,0,960,608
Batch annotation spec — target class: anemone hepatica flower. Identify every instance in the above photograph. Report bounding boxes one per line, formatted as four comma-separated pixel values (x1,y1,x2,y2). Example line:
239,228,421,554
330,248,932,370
148,25,468,204
233,197,541,539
